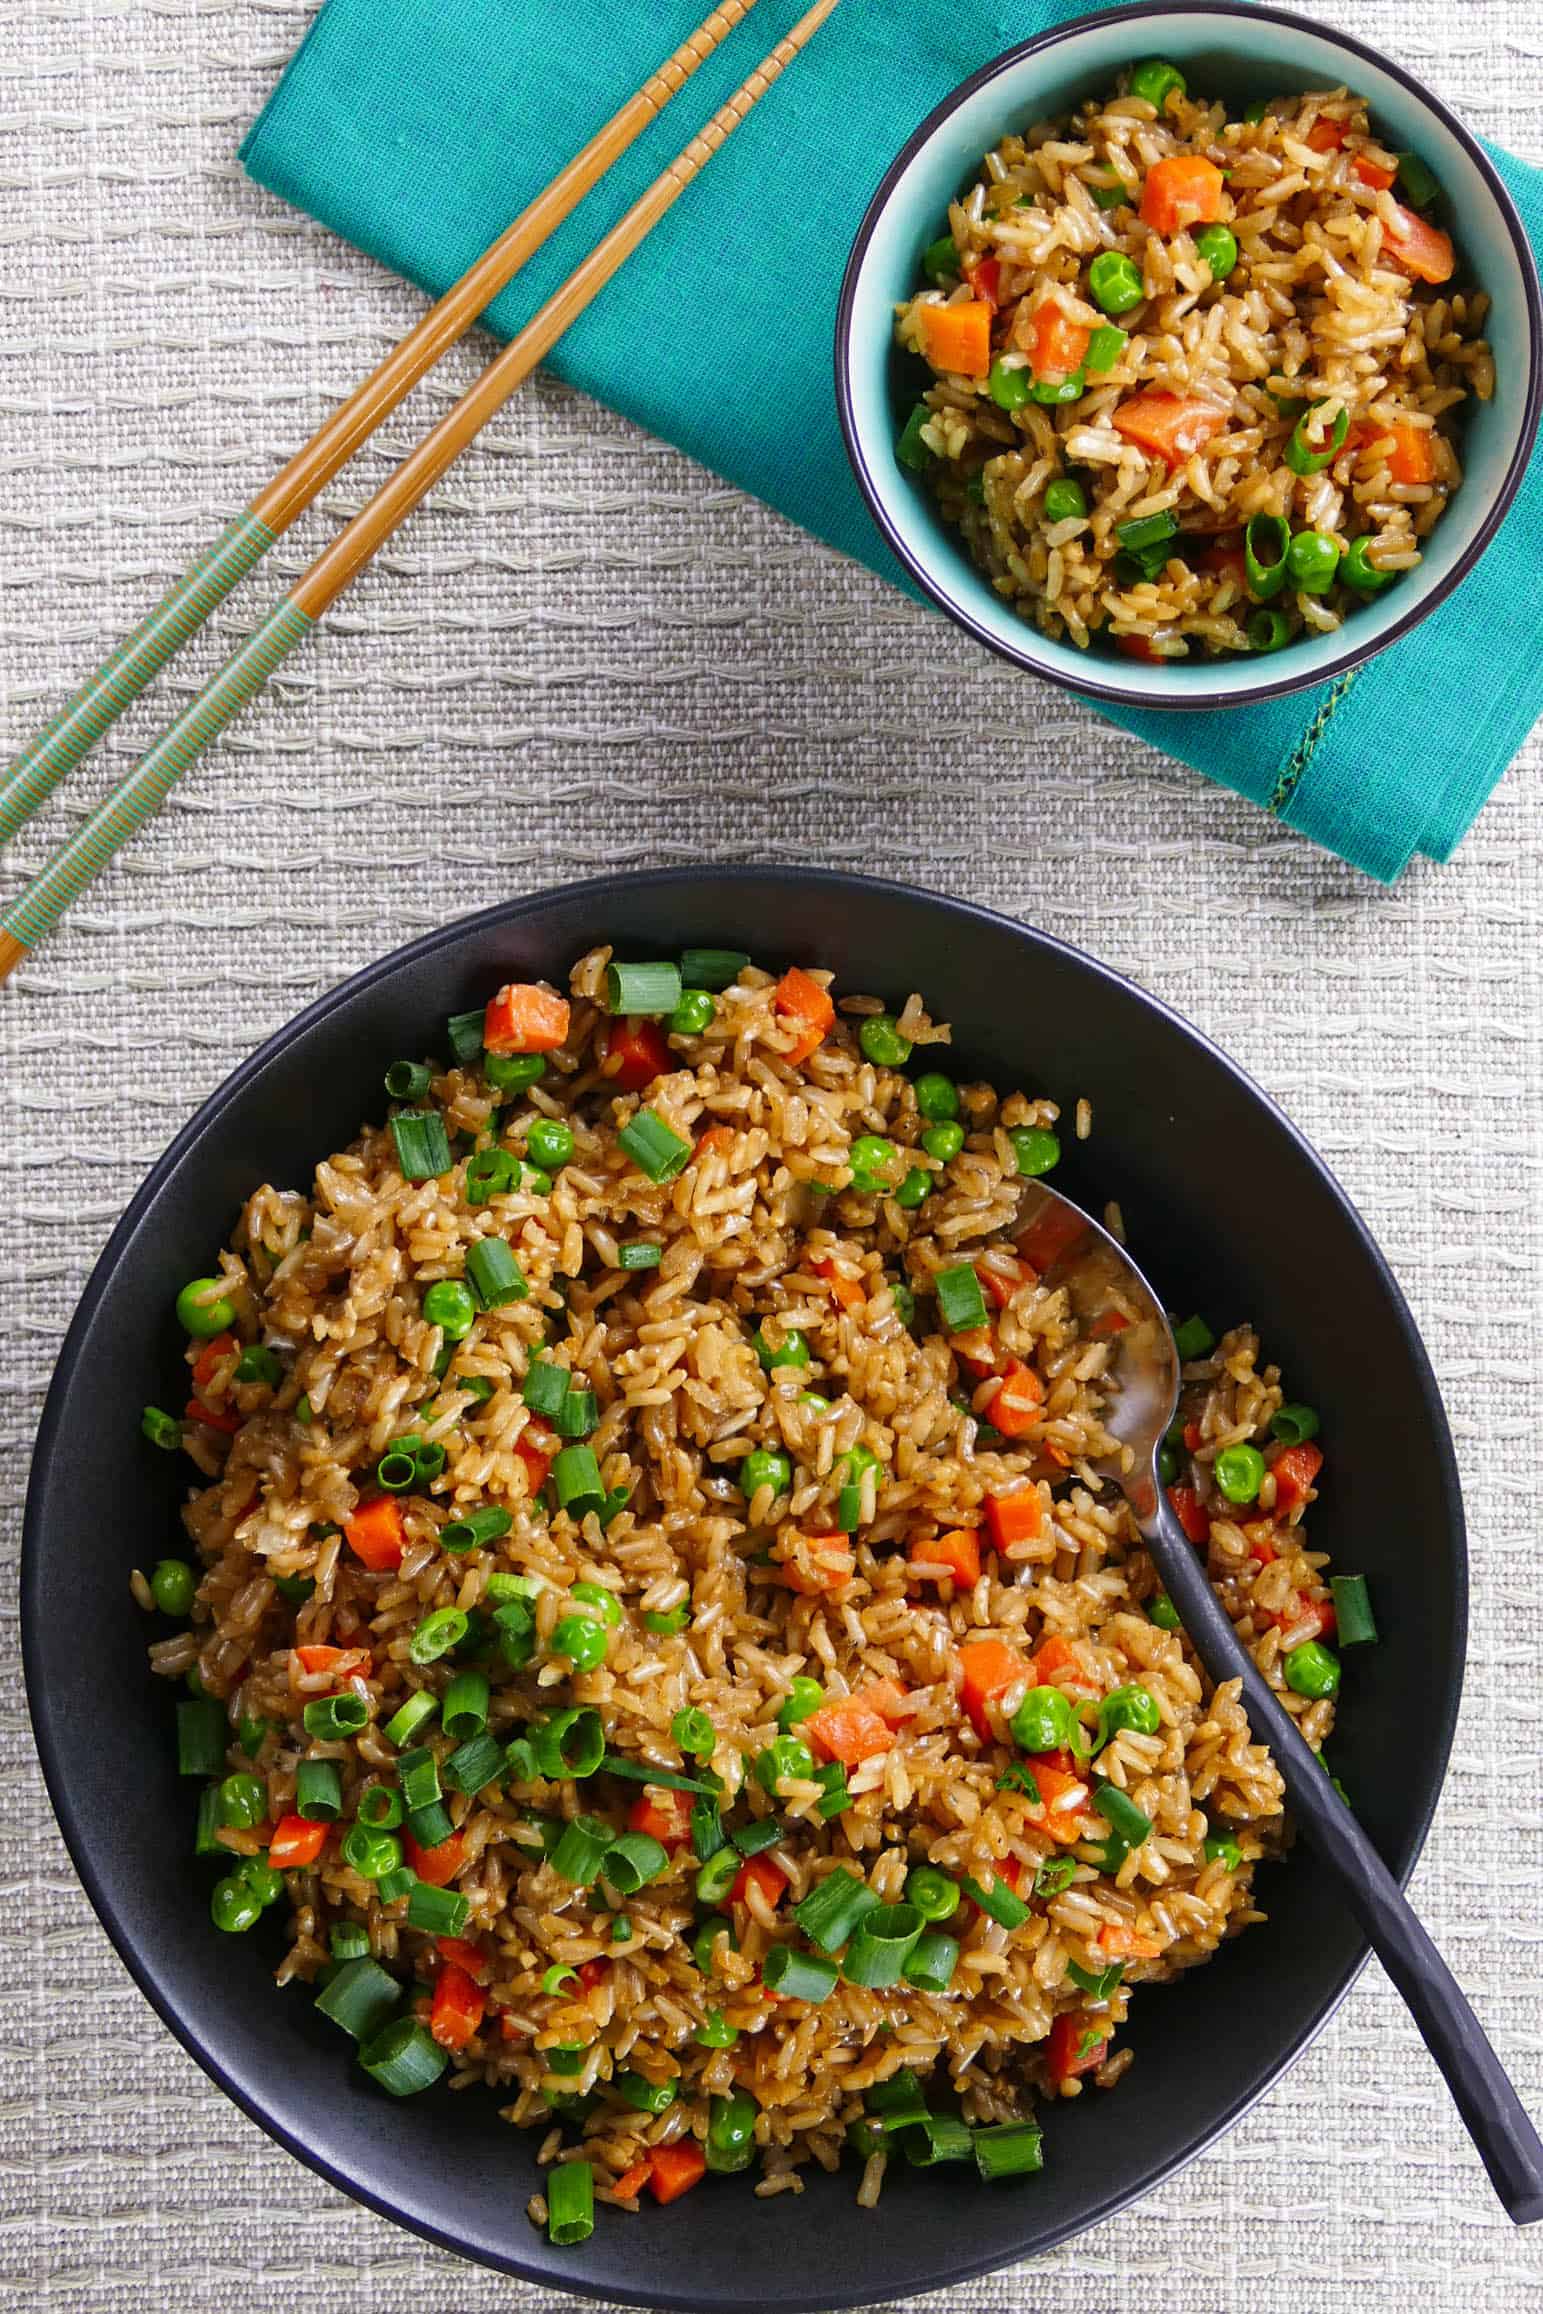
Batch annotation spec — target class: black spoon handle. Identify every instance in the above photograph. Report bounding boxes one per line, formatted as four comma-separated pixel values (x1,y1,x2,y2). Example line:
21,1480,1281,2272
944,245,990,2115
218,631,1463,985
1143,1498,1543,2224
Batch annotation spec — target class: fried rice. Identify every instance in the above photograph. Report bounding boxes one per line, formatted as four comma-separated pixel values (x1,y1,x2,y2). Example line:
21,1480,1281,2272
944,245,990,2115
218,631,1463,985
140,946,1345,2229
893,67,1492,661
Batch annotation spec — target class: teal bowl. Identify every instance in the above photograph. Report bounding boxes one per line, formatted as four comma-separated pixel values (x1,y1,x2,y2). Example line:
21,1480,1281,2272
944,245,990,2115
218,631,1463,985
835,0,1542,708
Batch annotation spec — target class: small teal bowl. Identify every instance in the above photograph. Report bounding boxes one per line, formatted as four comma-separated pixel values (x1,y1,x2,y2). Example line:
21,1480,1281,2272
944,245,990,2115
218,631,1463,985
835,0,1542,709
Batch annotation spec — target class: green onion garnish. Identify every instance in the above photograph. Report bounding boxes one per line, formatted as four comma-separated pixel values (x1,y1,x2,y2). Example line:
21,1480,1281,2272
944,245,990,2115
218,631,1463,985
814,1763,851,1819
356,1783,403,1830
383,1690,438,1748
1093,1780,1152,1846
535,1708,606,1779
315,1958,402,2042
550,1815,614,1884
376,1866,416,1904
762,1944,839,2002
902,1930,960,1992
440,1670,490,1743
141,1404,182,1450
357,2014,447,2096
1171,1314,1215,1359
959,1870,1030,1929
617,1241,662,1270
177,1698,226,1777
694,1848,741,1905
405,1799,454,1849
599,1752,715,1795
384,1060,432,1102
617,1107,691,1182
390,1111,452,1181
522,1358,571,1417
1066,1957,1125,1999
902,2110,973,2165
679,947,750,989
553,1444,604,1518
601,1831,669,1894
302,1692,369,1741
730,1818,783,1858
405,1881,469,1936
295,1759,343,1822
407,1605,467,1665
1330,1573,1377,1646
439,1505,512,1556
972,2121,1044,2180
446,1008,486,1064
397,1748,441,1813
552,1386,598,1440
691,1794,725,1860
606,961,682,1016
1115,509,1179,552
545,2160,595,2245
842,1902,925,1988
935,1263,988,1333
330,1922,371,1962
442,1734,504,1795
465,1236,527,1310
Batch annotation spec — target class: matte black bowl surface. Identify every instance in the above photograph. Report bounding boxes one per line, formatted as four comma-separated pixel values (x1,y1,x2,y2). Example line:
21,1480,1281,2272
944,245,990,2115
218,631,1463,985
22,868,1465,2308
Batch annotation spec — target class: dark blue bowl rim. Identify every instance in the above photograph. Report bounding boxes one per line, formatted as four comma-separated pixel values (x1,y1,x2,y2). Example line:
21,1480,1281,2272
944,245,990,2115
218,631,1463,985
21,867,1469,2305
833,0,1543,713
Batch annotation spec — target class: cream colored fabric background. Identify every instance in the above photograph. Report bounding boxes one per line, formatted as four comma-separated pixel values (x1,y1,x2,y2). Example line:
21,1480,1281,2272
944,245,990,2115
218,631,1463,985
3,4,1542,2308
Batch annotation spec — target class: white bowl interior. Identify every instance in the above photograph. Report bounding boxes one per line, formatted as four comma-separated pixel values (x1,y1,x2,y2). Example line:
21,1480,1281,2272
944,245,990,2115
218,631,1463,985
840,5,1538,703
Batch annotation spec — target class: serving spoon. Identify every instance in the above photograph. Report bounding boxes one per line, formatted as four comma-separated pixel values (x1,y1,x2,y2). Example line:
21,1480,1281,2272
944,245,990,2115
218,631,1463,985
1018,1180,1543,2223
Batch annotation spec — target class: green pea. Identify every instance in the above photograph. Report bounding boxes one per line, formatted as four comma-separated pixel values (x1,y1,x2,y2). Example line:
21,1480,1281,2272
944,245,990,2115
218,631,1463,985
921,234,958,285
1247,607,1293,653
1203,1833,1242,1871
1286,529,1340,595
895,1168,932,1209
237,1715,270,1756
1342,537,1394,594
239,1857,285,1908
705,2089,759,2172
988,357,1034,413
669,989,716,1036
1172,1315,1215,1360
672,1707,715,1758
1100,1683,1160,1738
904,1865,960,1921
233,1344,282,1387
1043,477,1088,523
1009,1126,1060,1177
551,1614,609,1671
890,1280,917,1328
753,1324,810,1373
1129,57,1186,110
1194,223,1238,280
521,1165,554,1196
340,1824,403,1881
218,1772,268,1830
1213,1443,1266,1504
1147,1592,1181,1631
692,1914,737,1973
423,1279,477,1339
485,1052,545,1093
1284,1640,1340,1699
778,1676,826,1731
914,1073,959,1122
150,1558,197,1617
1032,371,1086,407
1088,251,1144,316
859,1015,913,1068
570,1581,621,1628
848,1135,899,1194
1009,1685,1073,1753
526,1118,575,1171
755,1735,815,1793
920,1121,964,1164
740,1447,792,1504
210,1875,262,1934
176,1278,237,1339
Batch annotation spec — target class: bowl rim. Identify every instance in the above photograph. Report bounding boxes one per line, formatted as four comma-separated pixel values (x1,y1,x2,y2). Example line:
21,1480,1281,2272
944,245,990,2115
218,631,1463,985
833,0,1543,712
21,866,1470,2304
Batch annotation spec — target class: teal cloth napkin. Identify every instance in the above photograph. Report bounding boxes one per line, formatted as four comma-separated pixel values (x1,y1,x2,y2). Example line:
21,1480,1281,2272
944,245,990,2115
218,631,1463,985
241,0,1543,880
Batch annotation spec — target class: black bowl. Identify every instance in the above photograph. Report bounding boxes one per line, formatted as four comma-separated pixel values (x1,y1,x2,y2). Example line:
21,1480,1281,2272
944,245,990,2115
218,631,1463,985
22,868,1465,2309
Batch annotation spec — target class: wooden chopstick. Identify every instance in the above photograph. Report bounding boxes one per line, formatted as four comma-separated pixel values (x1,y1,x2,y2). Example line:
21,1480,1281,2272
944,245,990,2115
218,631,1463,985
0,0,757,848
0,0,844,985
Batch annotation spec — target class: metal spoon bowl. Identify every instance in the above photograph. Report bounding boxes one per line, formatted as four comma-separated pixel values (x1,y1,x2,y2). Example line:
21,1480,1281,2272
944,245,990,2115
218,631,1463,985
1018,1179,1543,2224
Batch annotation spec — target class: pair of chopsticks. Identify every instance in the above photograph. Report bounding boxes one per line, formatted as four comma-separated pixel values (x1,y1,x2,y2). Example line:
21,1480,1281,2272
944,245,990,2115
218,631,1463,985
0,0,843,984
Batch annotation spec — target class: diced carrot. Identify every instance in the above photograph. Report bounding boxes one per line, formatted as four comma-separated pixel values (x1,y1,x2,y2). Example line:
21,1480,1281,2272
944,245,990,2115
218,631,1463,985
483,981,570,1055
962,253,1001,308
435,1936,488,1981
694,1124,736,1161
1088,1308,1132,1337
985,1487,1044,1554
1305,117,1348,154
858,1677,911,1726
1307,116,1399,190
1197,538,1249,589
430,1960,486,2052
514,1416,557,1495
1112,390,1228,467
1243,1520,1277,1566
779,1530,857,1595
1384,420,1438,485
1382,201,1455,283
952,1325,1000,1379
804,1696,893,1766
345,1495,406,1572
975,1252,1034,1310
268,1814,328,1869
918,298,993,379
1047,2009,1111,2087
1015,1202,1089,1272
612,2161,652,2202
627,1788,694,1848
909,1528,981,1588
604,1016,672,1093
1270,1442,1323,1515
1140,155,1225,233
1030,1634,1102,1697
293,1643,371,1684
1026,299,1091,384
1168,1482,1211,1545
577,1958,610,1991
810,1255,865,1314
772,966,836,1065
1032,1759,1092,1842
957,1636,1029,1740
989,1360,1045,1439
185,1396,241,1434
192,1333,236,1391
405,1829,468,1885
1353,153,1398,191
1098,1922,1164,1959
1117,635,1164,663
648,2140,707,2204
732,1851,788,1910
1310,1596,1338,1640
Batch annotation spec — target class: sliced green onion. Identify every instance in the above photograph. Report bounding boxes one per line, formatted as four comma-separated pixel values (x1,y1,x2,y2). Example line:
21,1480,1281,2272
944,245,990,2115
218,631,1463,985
446,1008,486,1064
897,404,932,473
1093,1781,1152,1845
376,1866,416,1904
730,1818,783,1858
443,1733,504,1795
358,2014,448,2096
679,947,750,990
1067,1957,1125,1999
465,1236,527,1310
295,1759,343,1822
384,1060,433,1103
1331,1573,1377,1647
390,1111,452,1181
553,1444,604,1518
1272,1401,1320,1444
405,1800,453,1849
383,1690,438,1748
553,1386,598,1440
550,1815,614,1884
1397,149,1441,208
406,1881,470,1935
522,1359,571,1418
843,1902,925,1988
902,1931,960,1992
1116,510,1179,554
960,1869,1030,1929
866,2068,929,2124
691,1793,725,1861
535,1708,606,1780
330,1921,371,1962
1248,606,1292,653
973,2121,1044,2180
356,1783,404,1830
671,1707,715,1758
408,1606,467,1665
606,961,682,1016
440,1670,491,1743
193,1782,224,1856
464,1146,517,1206
1244,510,1290,599
177,1699,226,1777
602,1831,670,1894
814,1763,851,1819
904,1865,960,1922
936,1263,988,1333
1172,1314,1215,1359
141,1404,183,1450
762,1944,838,2002
902,2110,973,2165
1147,1591,1181,1632
1284,400,1350,477
316,1957,402,2042
618,1241,662,1271
1034,1854,1078,1898
617,1108,691,1183
302,1692,369,1741
695,1848,741,1905
398,1748,441,1812
484,1051,545,1093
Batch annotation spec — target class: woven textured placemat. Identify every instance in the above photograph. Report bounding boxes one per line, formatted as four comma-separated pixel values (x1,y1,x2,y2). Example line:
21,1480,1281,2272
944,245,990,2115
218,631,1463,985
3,5,1542,2308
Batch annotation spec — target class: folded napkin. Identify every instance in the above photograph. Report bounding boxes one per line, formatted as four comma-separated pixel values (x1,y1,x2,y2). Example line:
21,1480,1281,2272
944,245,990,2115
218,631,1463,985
242,0,1543,879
